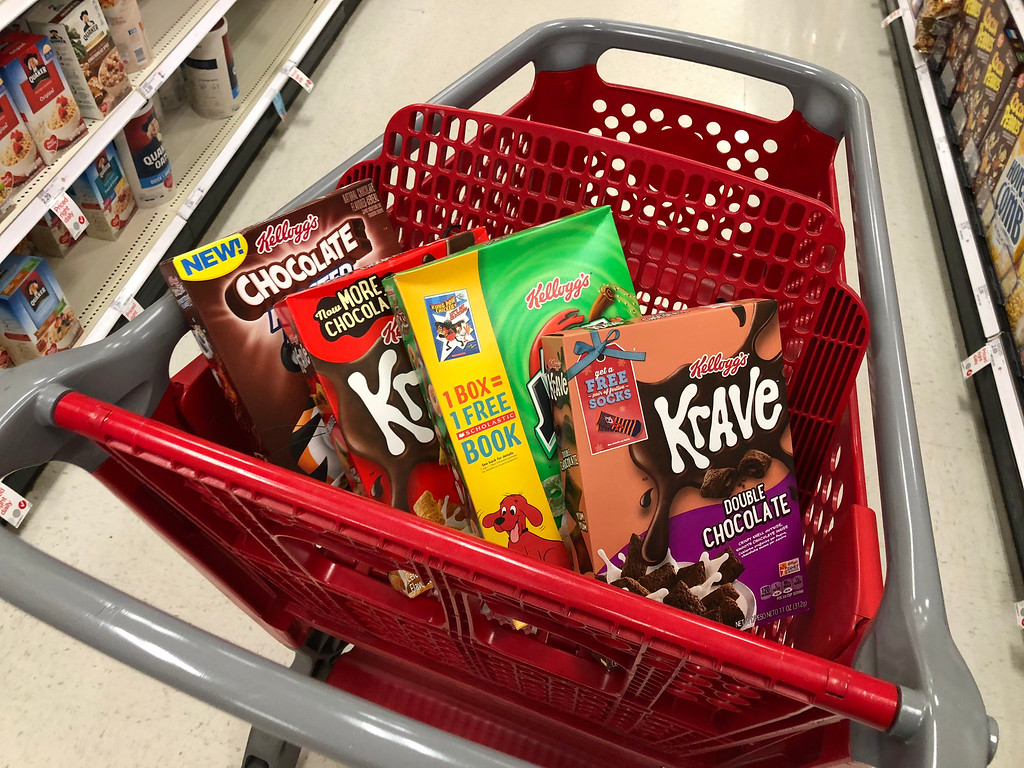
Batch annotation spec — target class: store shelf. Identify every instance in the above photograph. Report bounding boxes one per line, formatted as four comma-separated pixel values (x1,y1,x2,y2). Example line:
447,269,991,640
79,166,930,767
48,0,350,344
0,0,238,255
0,0,36,31
887,0,1024,567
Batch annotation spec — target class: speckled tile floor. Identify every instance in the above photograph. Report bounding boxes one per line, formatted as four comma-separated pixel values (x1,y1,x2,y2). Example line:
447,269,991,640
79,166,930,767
1,1,1022,766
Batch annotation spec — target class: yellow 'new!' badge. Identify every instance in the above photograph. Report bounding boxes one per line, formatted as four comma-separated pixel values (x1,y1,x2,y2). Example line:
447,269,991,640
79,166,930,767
173,235,248,281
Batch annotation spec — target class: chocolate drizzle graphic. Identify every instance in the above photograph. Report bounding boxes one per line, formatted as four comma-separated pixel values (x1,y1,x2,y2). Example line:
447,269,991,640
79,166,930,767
629,302,792,564
317,336,439,508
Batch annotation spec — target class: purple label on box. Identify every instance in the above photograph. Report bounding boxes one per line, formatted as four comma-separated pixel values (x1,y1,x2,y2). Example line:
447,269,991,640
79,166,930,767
599,475,807,629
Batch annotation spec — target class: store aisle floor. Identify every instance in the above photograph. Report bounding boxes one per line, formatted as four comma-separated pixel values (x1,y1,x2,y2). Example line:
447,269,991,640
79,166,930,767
2,2,1022,767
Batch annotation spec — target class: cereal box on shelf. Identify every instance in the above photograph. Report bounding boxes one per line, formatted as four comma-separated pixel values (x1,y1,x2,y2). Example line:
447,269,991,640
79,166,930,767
68,141,136,239
28,210,81,256
951,0,1011,133
0,32,87,163
542,300,807,629
384,207,642,567
981,125,1024,358
26,0,130,119
0,76,42,198
959,23,1024,174
0,253,82,363
159,179,401,482
971,73,1024,212
940,0,986,101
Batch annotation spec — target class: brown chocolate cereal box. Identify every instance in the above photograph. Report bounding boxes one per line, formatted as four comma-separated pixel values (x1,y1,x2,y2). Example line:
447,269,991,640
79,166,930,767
543,300,807,630
160,180,401,481
951,0,1011,129
941,0,991,101
959,22,1024,170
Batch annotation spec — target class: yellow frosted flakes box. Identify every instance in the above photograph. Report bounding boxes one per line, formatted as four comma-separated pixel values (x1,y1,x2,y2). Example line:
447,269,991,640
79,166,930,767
383,207,641,567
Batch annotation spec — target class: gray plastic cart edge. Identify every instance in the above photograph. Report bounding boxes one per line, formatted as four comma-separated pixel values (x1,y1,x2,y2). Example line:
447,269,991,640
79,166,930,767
0,18,995,768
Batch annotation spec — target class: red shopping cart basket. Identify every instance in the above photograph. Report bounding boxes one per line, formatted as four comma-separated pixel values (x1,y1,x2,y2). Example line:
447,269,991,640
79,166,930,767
5,18,994,768
48,56,888,768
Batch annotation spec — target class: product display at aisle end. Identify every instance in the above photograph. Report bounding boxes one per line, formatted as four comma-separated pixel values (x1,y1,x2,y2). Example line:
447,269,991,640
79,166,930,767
1,5,1011,766
896,0,1024,575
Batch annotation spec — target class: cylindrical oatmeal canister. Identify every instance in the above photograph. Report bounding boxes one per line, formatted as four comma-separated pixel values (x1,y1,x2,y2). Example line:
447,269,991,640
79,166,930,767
182,18,239,119
100,0,153,74
113,99,172,208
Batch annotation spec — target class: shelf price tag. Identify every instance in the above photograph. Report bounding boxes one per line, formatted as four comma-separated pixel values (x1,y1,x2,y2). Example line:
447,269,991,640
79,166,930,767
288,66,314,93
180,185,207,218
881,8,905,28
962,341,999,378
0,481,32,529
49,192,87,239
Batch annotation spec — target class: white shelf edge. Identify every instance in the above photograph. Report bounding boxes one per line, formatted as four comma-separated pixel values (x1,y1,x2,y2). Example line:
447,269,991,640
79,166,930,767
81,0,347,344
0,0,240,255
896,0,1003,337
0,0,36,31
992,334,1024,482
1011,1,1024,33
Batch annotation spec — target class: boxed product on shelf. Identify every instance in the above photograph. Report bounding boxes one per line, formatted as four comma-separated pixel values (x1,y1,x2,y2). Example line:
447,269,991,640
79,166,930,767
384,207,642,568
971,74,1024,211
28,210,81,257
98,0,151,74
67,141,136,239
951,0,1011,114
980,128,1024,356
957,23,1024,164
0,32,87,163
160,179,401,482
26,1,130,119
941,0,988,101
0,252,82,364
914,0,961,60
0,76,43,198
276,227,487,514
541,299,806,629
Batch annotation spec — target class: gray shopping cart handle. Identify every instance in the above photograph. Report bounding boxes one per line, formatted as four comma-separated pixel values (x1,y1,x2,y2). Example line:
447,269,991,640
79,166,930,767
0,19,996,768
0,292,185,478
0,528,537,768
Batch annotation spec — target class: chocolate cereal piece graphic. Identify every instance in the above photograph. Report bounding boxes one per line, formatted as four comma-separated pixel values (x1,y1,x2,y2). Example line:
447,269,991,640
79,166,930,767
702,584,741,612
637,563,678,593
620,533,647,580
676,560,706,588
716,596,746,628
611,577,650,596
596,411,643,437
700,467,738,498
715,547,745,583
664,582,706,615
738,448,772,478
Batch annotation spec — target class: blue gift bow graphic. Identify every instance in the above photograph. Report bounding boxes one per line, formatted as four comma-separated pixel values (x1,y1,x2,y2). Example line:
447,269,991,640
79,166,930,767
565,329,646,380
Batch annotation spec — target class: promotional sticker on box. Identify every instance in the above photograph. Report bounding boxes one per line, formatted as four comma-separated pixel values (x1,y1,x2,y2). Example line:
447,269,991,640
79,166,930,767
543,299,807,630
160,179,401,482
385,207,642,567
0,252,82,363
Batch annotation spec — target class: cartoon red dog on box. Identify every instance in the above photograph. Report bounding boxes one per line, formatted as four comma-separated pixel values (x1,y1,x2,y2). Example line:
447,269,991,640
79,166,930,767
482,494,570,567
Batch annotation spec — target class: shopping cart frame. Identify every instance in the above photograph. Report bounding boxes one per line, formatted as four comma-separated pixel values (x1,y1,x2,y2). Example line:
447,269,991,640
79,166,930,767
0,19,996,768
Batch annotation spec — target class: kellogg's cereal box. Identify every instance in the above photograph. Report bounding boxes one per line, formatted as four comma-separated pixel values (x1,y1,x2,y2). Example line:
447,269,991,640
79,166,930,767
0,32,87,164
384,207,641,567
542,300,807,630
277,227,487,521
160,180,401,481
0,253,82,363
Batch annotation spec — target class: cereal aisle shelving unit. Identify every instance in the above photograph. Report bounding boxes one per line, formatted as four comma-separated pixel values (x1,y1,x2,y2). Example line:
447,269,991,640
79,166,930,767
885,0,1024,576
0,0,361,344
